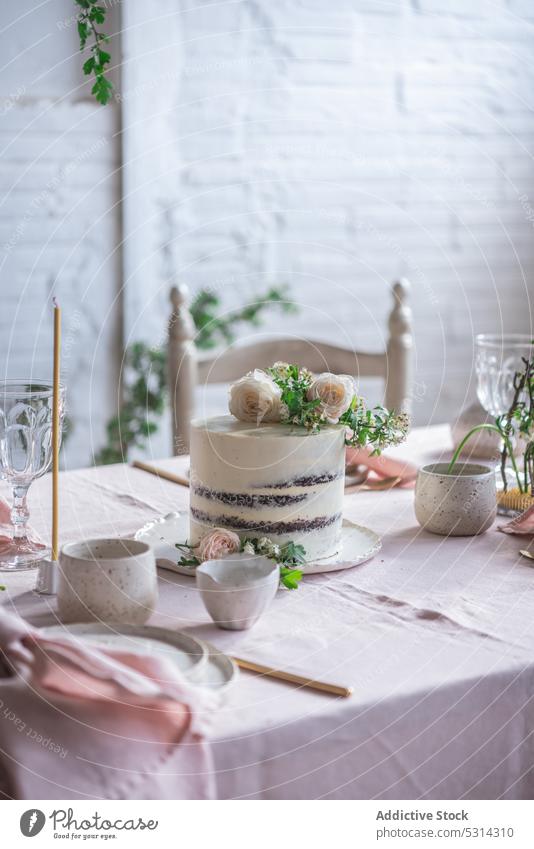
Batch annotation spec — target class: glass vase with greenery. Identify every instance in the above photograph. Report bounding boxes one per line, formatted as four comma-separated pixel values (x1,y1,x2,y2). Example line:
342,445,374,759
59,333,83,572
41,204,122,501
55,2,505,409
448,350,534,497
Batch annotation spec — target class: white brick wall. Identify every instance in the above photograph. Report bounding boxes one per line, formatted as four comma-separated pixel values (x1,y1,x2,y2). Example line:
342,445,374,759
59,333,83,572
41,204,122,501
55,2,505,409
4,1,533,468
0,0,121,468
121,0,534,433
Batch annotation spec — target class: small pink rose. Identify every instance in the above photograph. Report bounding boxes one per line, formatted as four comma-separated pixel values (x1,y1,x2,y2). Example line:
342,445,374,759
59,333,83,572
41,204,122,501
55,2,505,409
197,528,240,562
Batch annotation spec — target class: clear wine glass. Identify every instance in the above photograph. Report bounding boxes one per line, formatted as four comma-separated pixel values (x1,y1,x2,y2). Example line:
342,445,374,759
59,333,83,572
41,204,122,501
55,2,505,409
475,334,534,418
475,334,533,491
0,381,65,571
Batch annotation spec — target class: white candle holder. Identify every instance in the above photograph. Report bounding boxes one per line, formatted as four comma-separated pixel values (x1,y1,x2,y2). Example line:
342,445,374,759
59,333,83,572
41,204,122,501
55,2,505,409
34,558,58,595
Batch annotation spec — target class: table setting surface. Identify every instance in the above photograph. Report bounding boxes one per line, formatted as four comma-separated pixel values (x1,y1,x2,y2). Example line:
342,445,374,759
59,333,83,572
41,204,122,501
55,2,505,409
2,423,534,800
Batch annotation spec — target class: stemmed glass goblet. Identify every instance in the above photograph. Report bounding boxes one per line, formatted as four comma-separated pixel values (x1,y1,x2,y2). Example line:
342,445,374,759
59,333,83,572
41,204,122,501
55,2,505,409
0,381,65,571
475,334,533,418
475,334,533,488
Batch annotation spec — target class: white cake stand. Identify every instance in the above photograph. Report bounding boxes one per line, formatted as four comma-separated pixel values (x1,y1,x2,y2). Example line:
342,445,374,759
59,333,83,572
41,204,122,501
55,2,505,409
135,512,381,576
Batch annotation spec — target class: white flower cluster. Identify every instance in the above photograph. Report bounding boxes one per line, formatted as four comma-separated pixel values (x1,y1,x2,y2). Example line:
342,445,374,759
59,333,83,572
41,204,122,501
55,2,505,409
243,537,281,559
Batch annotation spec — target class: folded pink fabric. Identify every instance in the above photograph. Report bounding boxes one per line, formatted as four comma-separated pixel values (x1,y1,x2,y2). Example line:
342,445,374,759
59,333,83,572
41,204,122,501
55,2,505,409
345,447,418,488
0,607,217,800
499,503,534,535
0,496,44,554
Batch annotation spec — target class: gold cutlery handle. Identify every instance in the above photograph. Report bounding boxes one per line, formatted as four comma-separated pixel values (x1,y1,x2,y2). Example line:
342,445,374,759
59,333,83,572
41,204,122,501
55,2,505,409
344,475,402,494
132,460,190,487
232,656,353,698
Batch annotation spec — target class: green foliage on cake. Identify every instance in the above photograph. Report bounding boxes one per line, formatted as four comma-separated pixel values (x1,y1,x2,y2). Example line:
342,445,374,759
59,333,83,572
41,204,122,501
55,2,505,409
229,362,409,453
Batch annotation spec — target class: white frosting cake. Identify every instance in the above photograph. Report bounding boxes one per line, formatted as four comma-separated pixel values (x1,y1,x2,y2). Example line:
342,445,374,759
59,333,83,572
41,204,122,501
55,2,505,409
189,415,345,561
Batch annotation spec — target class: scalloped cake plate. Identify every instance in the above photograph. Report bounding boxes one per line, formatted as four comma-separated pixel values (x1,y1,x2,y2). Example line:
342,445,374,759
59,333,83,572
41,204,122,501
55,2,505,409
135,511,381,576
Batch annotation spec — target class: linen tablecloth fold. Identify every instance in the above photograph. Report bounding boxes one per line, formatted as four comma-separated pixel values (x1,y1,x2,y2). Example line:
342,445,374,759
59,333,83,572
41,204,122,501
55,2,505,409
0,608,217,800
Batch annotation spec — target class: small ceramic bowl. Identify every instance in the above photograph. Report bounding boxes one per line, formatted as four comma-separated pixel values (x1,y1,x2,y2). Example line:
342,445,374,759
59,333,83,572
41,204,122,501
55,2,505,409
414,462,497,536
58,538,158,625
196,553,279,630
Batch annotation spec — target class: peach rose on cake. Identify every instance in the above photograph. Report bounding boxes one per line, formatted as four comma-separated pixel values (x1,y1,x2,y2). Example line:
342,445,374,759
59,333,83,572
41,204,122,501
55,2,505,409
197,528,240,562
307,373,355,423
229,369,282,424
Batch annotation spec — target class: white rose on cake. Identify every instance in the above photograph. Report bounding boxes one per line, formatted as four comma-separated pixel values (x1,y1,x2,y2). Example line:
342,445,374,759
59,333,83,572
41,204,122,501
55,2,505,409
307,373,355,423
229,369,282,424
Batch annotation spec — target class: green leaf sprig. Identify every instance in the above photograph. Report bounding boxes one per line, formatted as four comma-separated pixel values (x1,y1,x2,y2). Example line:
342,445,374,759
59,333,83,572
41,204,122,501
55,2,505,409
174,537,305,589
174,542,201,569
242,538,305,589
339,397,410,453
190,287,296,351
76,0,113,105
497,351,534,495
267,363,409,451
267,363,322,431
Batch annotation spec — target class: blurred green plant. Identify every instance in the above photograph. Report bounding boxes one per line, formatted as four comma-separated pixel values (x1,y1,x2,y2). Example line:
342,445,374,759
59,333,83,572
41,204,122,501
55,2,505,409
449,347,534,495
94,286,296,465
94,342,166,465
190,286,295,350
75,0,114,105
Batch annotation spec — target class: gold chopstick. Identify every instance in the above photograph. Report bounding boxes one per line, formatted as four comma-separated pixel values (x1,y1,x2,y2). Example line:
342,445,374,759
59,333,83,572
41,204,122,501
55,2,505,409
344,475,402,494
232,656,353,698
132,460,190,487
132,459,400,495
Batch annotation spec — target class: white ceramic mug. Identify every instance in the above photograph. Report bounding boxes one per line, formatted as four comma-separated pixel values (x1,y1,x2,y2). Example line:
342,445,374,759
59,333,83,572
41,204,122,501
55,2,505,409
414,462,497,536
196,553,279,630
58,538,158,625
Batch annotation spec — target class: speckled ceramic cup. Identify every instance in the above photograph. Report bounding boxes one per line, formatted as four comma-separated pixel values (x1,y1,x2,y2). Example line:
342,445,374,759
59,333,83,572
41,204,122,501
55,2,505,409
196,553,279,630
414,463,497,536
58,538,158,625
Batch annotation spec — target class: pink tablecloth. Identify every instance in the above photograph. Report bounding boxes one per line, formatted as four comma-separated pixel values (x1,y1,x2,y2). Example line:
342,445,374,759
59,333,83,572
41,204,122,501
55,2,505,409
2,425,534,800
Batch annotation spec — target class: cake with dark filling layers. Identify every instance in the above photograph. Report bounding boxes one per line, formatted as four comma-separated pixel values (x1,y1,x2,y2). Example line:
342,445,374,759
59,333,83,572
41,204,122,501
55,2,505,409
189,415,345,560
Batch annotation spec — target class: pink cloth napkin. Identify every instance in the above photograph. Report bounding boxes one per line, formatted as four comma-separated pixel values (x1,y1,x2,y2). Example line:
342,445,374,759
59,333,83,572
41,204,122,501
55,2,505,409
0,607,217,800
345,447,418,488
0,496,44,553
499,503,534,535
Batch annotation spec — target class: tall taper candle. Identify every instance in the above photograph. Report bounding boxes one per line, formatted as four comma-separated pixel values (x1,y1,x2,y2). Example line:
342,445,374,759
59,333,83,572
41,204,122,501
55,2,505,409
52,298,61,561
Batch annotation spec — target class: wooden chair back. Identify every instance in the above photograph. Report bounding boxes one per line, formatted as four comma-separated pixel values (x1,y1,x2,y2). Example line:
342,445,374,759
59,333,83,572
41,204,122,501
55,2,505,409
168,280,413,453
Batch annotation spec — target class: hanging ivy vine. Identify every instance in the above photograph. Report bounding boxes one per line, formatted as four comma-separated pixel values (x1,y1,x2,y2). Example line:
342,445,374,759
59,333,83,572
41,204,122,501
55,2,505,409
73,12,298,464
76,0,114,105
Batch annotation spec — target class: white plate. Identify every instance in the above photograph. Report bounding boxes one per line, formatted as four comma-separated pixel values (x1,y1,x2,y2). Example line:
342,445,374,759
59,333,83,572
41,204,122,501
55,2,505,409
135,511,381,576
197,641,238,690
41,623,237,690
